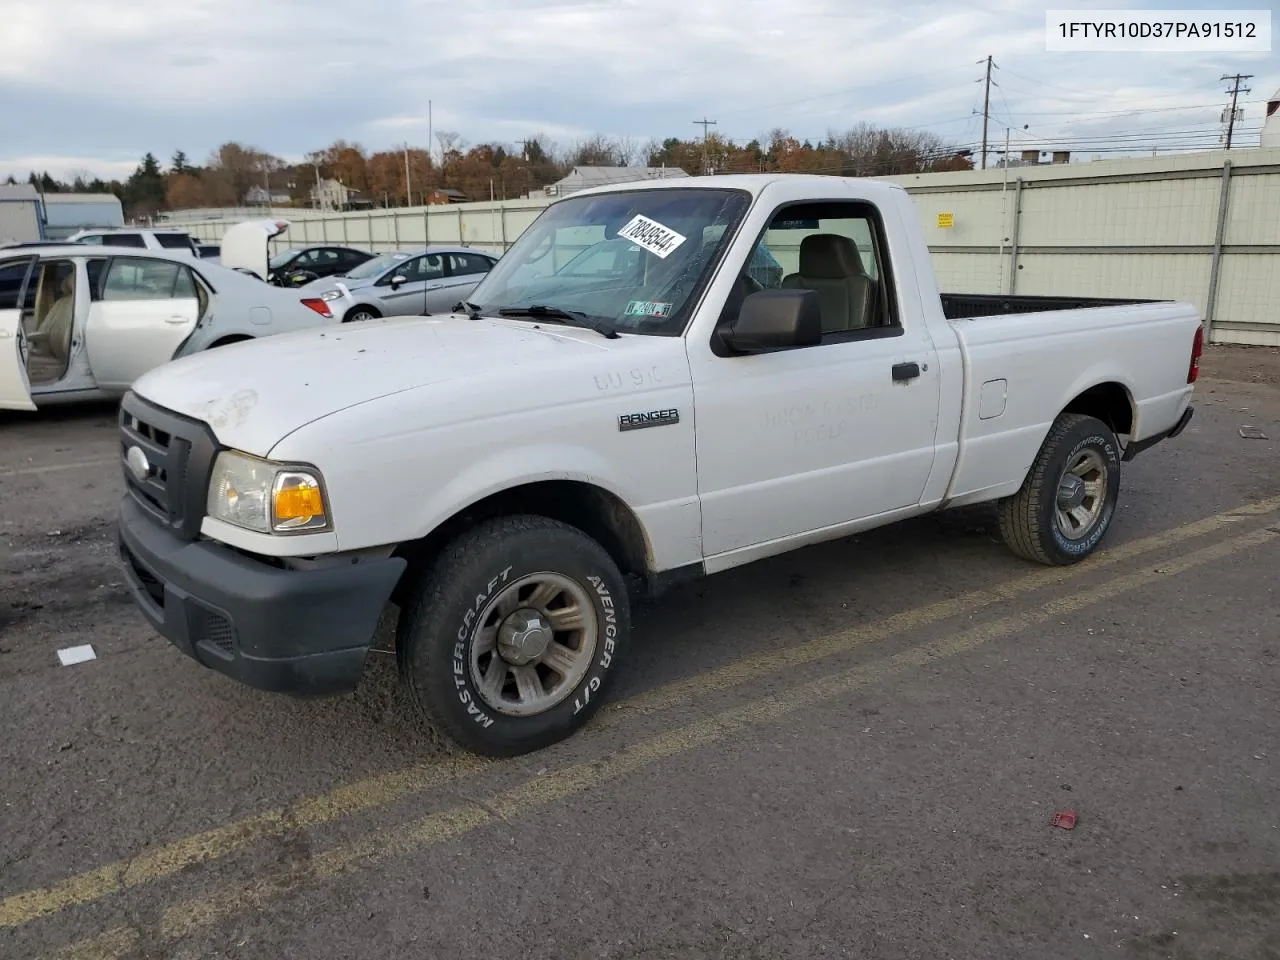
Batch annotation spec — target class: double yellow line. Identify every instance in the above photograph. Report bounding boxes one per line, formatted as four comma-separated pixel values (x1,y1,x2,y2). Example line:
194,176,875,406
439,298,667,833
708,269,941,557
2,496,1276,958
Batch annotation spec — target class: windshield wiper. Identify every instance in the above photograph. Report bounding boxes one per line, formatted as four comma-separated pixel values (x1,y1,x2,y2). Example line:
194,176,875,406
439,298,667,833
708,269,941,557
454,299,483,319
497,304,620,339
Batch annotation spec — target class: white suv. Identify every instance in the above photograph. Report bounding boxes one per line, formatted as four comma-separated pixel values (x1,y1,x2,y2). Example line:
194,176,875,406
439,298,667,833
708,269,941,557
66,228,201,258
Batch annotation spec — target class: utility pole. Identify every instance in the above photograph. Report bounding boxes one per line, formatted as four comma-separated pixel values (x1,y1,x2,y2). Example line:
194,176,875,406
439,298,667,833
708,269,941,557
693,117,717,174
1221,73,1252,149
403,141,412,207
978,55,995,170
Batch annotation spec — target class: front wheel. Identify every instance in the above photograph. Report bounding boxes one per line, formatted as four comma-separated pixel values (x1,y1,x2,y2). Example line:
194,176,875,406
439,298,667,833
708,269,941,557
396,515,629,756
997,413,1121,565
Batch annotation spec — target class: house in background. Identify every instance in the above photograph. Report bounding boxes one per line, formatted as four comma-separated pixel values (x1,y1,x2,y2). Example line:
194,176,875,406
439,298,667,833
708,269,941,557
244,185,293,206
539,165,690,198
40,192,125,239
310,178,359,211
0,184,45,243
425,187,468,204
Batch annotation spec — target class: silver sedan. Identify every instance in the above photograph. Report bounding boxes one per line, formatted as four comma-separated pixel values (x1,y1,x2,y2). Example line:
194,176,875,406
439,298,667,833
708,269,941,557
300,245,499,323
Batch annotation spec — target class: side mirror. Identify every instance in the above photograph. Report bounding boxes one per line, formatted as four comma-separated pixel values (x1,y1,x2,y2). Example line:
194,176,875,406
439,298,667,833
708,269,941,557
721,288,822,353
389,275,407,290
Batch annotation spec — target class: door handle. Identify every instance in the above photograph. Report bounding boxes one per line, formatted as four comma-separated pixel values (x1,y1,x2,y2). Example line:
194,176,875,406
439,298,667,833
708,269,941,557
892,362,921,382
164,315,189,324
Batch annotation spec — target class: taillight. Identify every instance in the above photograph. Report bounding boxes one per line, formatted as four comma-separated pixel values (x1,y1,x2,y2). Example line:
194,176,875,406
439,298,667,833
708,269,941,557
1187,323,1204,383
300,298,333,319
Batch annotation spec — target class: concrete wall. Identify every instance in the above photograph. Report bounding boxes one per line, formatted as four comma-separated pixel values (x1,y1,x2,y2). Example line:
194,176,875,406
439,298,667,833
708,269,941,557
178,149,1280,346
885,148,1280,346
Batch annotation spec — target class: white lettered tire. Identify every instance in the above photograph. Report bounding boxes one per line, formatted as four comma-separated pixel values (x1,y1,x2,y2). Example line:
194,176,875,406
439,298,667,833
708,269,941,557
997,412,1122,565
397,515,628,756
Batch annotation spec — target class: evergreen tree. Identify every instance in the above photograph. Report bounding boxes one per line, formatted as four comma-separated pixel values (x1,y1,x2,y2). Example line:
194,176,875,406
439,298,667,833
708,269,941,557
123,152,166,216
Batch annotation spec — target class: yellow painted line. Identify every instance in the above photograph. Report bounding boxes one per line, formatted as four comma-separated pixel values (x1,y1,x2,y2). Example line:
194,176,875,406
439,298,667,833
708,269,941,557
53,521,1280,960
4,499,1279,933
0,757,489,932
598,494,1280,721
0,457,118,479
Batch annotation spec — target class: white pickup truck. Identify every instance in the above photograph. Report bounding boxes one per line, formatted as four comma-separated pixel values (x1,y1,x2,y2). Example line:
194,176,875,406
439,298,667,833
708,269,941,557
114,174,1201,756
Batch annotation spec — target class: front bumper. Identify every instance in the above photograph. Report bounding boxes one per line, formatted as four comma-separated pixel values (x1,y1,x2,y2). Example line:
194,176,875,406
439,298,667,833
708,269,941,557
117,496,406,695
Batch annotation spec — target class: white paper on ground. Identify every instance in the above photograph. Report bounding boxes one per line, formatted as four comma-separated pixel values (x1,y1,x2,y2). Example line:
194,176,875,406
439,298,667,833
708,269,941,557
57,644,97,666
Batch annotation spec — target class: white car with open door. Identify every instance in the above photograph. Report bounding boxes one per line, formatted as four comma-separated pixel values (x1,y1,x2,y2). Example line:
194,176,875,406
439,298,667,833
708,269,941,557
0,244,341,411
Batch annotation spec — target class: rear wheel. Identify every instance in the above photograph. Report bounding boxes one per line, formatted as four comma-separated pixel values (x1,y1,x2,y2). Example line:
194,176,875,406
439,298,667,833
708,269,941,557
997,413,1121,565
396,515,628,756
343,306,380,323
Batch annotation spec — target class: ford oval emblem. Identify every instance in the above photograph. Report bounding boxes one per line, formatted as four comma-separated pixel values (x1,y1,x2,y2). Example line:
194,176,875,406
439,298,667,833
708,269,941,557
125,446,152,482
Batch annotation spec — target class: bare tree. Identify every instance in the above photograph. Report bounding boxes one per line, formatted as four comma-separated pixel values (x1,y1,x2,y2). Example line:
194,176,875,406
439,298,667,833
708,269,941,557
435,130,462,158
613,135,640,166
568,134,627,167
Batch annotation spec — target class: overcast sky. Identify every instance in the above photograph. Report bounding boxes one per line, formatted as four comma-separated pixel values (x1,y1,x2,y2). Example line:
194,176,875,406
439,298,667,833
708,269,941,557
0,0,1274,182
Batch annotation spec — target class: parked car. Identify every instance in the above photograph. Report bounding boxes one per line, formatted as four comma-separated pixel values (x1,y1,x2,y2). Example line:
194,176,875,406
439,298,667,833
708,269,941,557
66,228,202,258
297,246,498,322
0,244,342,410
264,245,376,287
113,173,1201,757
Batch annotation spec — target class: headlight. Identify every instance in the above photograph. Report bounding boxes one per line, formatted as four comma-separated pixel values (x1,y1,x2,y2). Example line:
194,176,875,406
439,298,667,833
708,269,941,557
320,289,343,302
206,451,331,534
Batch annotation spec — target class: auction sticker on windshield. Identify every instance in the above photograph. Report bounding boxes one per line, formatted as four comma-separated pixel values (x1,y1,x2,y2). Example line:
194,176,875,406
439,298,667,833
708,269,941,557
616,214,687,259
624,299,672,318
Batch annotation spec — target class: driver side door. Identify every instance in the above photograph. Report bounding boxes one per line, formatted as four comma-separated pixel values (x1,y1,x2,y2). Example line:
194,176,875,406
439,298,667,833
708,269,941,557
84,256,203,389
0,256,36,410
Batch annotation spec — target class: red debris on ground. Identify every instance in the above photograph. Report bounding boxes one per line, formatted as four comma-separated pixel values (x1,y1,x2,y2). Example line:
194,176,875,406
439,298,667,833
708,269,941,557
1052,810,1078,830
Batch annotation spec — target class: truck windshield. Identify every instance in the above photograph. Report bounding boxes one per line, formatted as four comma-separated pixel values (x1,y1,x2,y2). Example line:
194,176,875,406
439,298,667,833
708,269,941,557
466,187,751,336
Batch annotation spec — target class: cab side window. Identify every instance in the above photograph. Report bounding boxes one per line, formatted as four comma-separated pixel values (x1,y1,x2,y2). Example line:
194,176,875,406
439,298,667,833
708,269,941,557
739,201,898,341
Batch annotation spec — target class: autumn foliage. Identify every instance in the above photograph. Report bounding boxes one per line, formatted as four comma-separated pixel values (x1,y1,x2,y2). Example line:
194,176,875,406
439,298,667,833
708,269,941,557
17,124,971,217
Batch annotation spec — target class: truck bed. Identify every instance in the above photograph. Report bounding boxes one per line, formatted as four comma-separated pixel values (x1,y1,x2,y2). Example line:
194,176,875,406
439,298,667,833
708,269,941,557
941,292,1162,321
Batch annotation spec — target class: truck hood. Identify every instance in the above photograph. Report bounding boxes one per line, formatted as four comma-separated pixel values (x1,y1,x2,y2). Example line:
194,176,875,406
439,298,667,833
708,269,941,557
130,315,619,456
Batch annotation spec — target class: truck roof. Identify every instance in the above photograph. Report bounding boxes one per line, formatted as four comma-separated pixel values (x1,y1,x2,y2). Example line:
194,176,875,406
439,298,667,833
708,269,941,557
564,172,910,202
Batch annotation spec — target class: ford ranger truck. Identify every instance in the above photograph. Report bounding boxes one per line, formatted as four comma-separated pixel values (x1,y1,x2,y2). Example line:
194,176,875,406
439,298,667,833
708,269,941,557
114,174,1201,757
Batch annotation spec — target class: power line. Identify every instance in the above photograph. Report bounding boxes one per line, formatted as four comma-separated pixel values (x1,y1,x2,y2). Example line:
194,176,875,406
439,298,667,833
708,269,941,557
1221,73,1253,149
714,62,976,116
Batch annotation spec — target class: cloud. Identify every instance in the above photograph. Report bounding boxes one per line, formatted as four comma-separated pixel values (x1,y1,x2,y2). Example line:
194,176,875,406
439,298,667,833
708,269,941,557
0,0,1275,180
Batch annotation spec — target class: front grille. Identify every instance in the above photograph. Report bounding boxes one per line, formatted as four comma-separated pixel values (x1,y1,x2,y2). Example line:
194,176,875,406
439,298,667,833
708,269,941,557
119,392,220,542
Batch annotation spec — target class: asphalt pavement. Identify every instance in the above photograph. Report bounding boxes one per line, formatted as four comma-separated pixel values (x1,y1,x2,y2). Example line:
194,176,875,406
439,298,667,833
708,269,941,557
1,345,1278,960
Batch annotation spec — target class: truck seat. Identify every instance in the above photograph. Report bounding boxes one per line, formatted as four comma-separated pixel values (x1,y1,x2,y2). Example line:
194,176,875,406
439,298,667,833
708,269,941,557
781,234,874,333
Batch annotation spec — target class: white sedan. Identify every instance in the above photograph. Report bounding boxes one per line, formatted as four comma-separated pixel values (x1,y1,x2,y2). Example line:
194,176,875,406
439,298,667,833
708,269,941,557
0,244,341,411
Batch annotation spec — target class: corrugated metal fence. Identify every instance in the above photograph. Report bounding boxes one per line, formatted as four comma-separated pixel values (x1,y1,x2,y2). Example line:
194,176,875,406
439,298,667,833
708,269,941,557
180,149,1280,346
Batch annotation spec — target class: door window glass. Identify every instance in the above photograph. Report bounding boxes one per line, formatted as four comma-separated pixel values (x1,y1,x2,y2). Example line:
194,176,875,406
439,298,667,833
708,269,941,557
103,257,187,300
0,258,34,310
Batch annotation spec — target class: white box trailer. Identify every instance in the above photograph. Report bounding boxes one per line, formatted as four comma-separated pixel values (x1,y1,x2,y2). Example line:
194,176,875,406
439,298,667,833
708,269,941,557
0,185,44,244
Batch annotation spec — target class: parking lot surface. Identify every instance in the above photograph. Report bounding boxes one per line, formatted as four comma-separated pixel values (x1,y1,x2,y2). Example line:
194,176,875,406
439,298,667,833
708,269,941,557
2,345,1278,960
